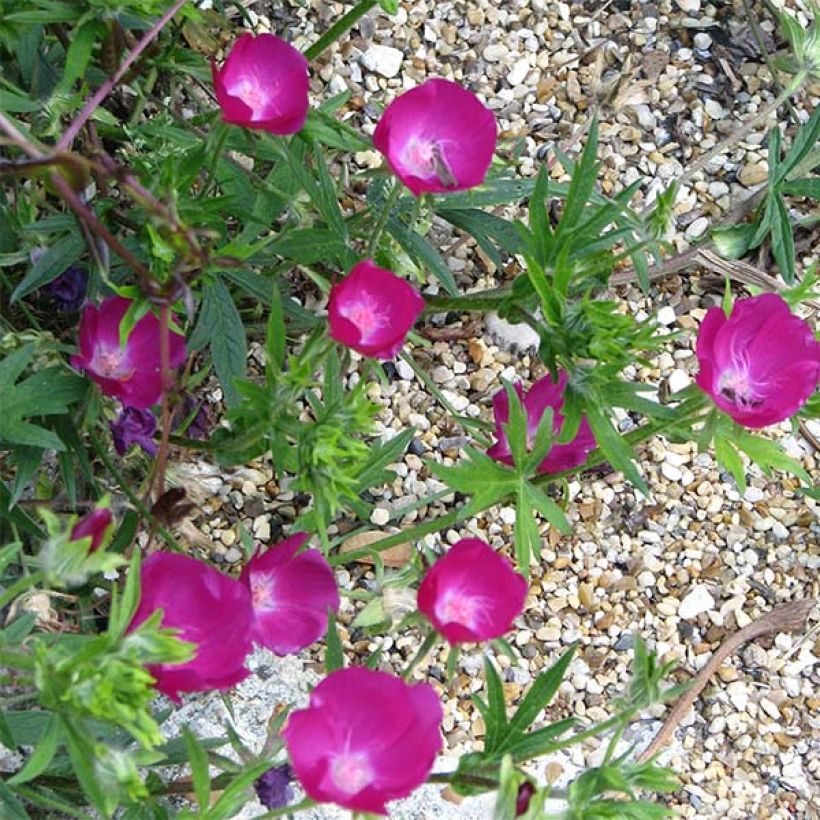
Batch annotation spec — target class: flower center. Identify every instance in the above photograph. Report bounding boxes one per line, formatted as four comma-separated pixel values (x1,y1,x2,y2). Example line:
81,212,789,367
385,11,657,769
229,75,269,119
329,751,373,795
401,137,457,186
435,589,482,629
92,347,134,380
250,572,276,610
341,294,387,343
718,368,763,410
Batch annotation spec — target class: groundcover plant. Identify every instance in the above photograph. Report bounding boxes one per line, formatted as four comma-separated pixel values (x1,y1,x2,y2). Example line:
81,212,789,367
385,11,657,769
0,0,818,817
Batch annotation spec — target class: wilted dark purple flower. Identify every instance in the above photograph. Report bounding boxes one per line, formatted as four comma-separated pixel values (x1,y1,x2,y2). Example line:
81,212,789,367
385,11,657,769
172,396,211,440
45,266,88,312
109,407,158,456
254,764,295,810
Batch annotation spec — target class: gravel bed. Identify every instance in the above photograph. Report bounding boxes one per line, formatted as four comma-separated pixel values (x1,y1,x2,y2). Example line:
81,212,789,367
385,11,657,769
161,0,819,817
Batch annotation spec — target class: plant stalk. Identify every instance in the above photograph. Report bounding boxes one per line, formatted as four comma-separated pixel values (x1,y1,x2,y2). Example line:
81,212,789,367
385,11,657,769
303,0,378,61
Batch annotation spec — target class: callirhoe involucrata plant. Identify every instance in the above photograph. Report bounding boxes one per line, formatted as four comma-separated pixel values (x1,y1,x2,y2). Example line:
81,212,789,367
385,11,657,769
0,0,818,818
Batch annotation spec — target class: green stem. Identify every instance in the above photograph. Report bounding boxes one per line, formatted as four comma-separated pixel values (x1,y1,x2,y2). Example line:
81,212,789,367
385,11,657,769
368,180,402,256
303,0,378,61
423,286,511,313
199,124,231,199
402,629,439,680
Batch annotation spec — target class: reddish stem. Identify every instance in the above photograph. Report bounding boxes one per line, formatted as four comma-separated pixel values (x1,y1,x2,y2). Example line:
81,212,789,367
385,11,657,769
58,0,189,150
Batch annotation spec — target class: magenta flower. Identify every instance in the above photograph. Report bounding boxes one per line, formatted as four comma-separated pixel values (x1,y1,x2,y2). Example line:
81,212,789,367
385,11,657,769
487,371,596,474
72,297,186,409
212,33,309,135
328,260,424,359
70,508,113,553
696,293,820,428
417,538,527,644
373,78,497,196
282,667,442,814
128,553,254,702
240,532,339,656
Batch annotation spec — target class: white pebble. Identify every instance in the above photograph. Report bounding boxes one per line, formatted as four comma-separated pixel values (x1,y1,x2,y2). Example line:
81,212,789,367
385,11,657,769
361,45,403,78
668,369,691,393
370,507,390,526
678,585,715,619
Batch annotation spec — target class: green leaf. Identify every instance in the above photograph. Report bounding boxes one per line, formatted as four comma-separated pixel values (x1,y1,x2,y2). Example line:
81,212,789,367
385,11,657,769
266,282,286,373
514,490,540,572
524,482,571,535
714,435,746,494
431,447,518,501
480,657,509,753
386,215,458,295
271,227,350,265
505,646,575,739
777,106,820,182
60,717,112,817
183,727,211,812
301,108,370,152
780,177,820,198
584,401,648,496
193,279,247,406
11,233,85,302
7,714,61,786
354,428,415,492
770,195,796,283
733,427,811,485
59,20,99,90
437,208,523,267
109,550,141,639
555,118,599,238
207,761,273,820
0,782,29,820
325,611,344,672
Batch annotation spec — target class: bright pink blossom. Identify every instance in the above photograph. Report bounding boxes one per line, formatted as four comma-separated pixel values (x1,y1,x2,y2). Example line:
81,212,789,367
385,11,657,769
283,667,442,814
240,532,339,656
328,260,424,359
417,538,527,644
70,508,113,553
696,293,820,428
212,33,309,135
487,371,596,474
373,78,497,196
128,553,254,702
71,297,186,409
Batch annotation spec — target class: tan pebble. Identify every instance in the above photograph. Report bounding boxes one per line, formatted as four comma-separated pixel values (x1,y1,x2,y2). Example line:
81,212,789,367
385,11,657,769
472,717,486,737
578,583,594,609
717,665,740,682
554,556,571,569
441,787,463,805
545,762,563,784
738,161,768,187
467,338,485,365
596,612,616,630
220,529,236,547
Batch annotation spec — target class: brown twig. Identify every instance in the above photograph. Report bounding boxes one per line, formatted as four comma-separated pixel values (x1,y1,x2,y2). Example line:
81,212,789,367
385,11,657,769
58,0,189,150
639,598,816,762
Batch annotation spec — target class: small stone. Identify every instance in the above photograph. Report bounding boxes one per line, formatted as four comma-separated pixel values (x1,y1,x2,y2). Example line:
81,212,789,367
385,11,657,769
224,547,242,563
661,462,683,482
674,0,700,11
685,217,709,239
483,44,509,62
694,32,712,49
361,45,403,78
668,369,691,393
678,585,715,619
657,306,677,326
370,507,390,526
738,161,768,187
507,58,529,86
220,529,236,547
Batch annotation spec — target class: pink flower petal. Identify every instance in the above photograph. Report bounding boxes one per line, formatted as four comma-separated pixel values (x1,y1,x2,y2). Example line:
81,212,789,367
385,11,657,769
373,79,497,196
283,667,442,814
417,538,527,643
328,260,424,359
240,532,339,656
128,553,254,701
70,508,113,552
213,33,309,135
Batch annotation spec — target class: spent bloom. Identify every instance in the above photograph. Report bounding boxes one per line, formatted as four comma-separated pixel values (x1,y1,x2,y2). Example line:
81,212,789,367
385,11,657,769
72,296,186,409
110,407,158,456
254,764,295,810
45,265,88,311
128,553,254,701
696,293,820,428
487,371,596,474
70,508,113,553
283,667,442,814
240,532,339,656
417,538,527,643
373,78,496,196
212,33,309,135
328,260,424,359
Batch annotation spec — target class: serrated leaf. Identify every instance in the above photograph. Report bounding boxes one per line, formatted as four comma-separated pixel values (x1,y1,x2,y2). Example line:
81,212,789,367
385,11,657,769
524,482,571,535
780,177,820,198
193,279,247,406
584,401,648,495
771,195,796,283
714,435,747,494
